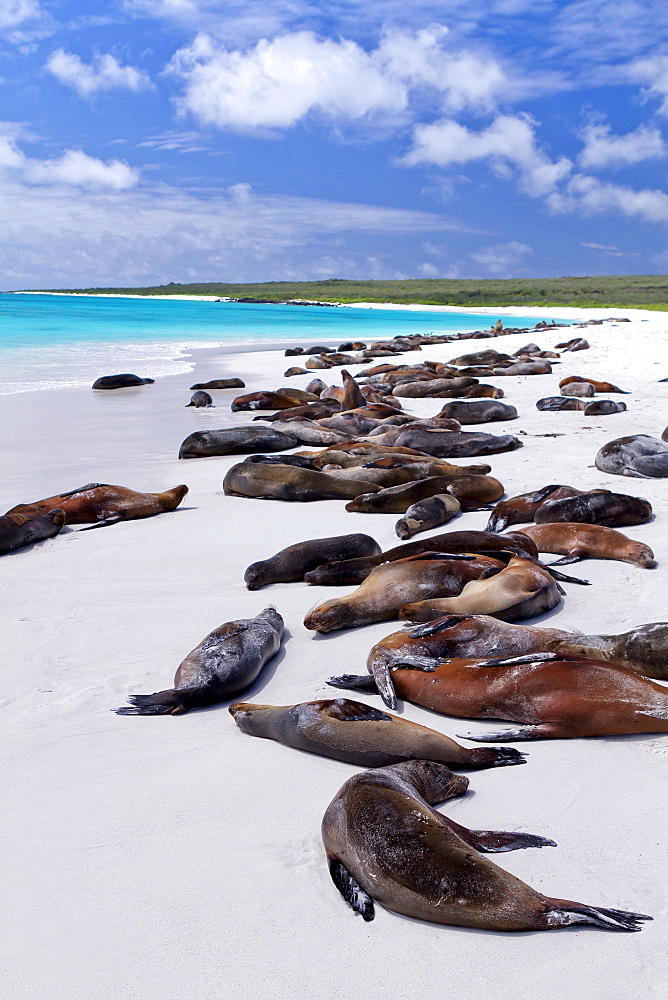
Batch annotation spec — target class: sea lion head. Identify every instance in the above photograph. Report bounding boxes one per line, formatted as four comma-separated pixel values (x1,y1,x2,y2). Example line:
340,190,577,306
303,599,350,633
48,508,67,528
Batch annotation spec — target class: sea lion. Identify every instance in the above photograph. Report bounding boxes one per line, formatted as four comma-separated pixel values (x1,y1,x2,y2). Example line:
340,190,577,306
555,337,589,351
186,390,213,407
8,483,188,526
434,401,517,423
392,378,478,399
559,376,628,393
229,698,525,768
595,435,668,478
115,607,284,715
178,426,298,458
268,419,348,446
486,484,594,533
559,623,668,680
284,366,309,376
517,522,655,568
322,465,419,489
242,454,318,469
395,495,461,539
449,350,512,366
583,400,627,415
361,456,492,478
190,379,245,390
536,397,586,411
92,374,155,389
560,382,594,397
244,533,381,589
399,557,561,624
492,360,552,375
305,378,328,395
304,530,539,586
231,390,307,411
345,474,504,514
303,554,506,632
223,463,381,502
322,761,646,930
391,429,522,457
534,491,652,528
259,400,341,422
339,370,367,411
0,508,66,555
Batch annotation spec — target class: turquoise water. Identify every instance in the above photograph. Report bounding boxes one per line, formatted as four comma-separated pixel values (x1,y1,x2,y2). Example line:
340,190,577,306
0,293,561,395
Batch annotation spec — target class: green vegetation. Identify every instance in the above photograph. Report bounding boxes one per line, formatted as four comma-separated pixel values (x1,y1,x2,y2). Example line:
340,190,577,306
31,275,668,309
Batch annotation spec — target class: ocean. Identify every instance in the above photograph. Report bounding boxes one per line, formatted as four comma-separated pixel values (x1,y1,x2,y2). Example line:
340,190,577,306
0,293,560,395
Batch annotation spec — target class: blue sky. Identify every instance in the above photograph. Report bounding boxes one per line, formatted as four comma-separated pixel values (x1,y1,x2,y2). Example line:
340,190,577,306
2,0,668,288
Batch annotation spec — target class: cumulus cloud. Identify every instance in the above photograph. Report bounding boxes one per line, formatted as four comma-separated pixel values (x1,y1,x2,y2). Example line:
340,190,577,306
168,27,514,131
0,0,41,29
578,120,666,169
46,49,153,98
470,240,532,274
403,114,572,197
549,174,668,225
0,133,139,189
629,53,668,116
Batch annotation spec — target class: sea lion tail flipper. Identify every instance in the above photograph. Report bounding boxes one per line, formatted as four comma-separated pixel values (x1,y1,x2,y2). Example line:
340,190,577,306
485,514,507,532
114,688,195,715
526,484,564,503
77,518,124,531
546,555,582,566
456,724,561,741
328,859,374,922
370,661,398,710
484,652,558,667
542,900,651,932
467,746,527,767
443,817,555,852
391,655,441,671
58,483,110,498
407,615,475,637
539,563,591,586
327,674,379,694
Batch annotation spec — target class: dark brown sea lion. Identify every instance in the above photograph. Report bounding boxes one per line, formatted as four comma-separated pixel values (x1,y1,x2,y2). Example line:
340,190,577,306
243,453,318,469
322,761,646,930
399,556,561,624
304,554,506,632
305,378,328,395
229,698,525,768
8,484,188,526
486,484,593,532
434,400,517,423
190,378,245,390
244,533,381,589
186,390,213,407
534,491,652,528
517,522,655,568
304,530,539,586
492,360,552,375
595,435,668,478
560,381,594,397
391,429,522,457
284,366,309,376
115,607,284,715
392,378,477,398
559,376,628,393
345,474,504,514
92,374,155,389
555,337,589,351
223,463,381,502
583,400,627,415
259,400,340,422
178,426,298,458
339,370,366,411
231,390,307,411
395,495,461,539
0,508,66,554
449,350,512,366
362,455,492,477
536,397,586,411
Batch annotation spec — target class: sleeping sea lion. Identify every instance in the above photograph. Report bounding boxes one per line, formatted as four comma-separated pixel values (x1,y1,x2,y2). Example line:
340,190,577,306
516,522,655,568
555,337,589,351
8,483,188,526
229,698,525,768
259,400,340,422
322,761,647,930
232,390,311,412
92,374,154,389
486,484,597,532
223,463,381,502
268,419,348,446
186,390,213,407
534,491,652,528
178,426,298,458
559,376,628,393
399,556,561,624
303,554,506,633
536,397,586,411
391,378,477,399
115,607,284,715
434,400,517,424
595,435,668,478
449,350,512,366
583,400,627,415
395,495,461,539
560,382,594,397
190,379,245,390
345,474,504,514
244,533,381,589
0,508,66,554
390,429,522,457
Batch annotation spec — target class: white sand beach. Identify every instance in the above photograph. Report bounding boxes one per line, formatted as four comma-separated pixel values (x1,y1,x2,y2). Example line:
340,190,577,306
3,307,667,1000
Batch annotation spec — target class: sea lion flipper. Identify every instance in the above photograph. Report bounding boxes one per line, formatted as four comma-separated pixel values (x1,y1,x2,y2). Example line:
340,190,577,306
328,859,374,921
542,565,591,585
370,661,398,710
327,674,379,693
77,518,123,531
408,615,474,637
542,901,651,931
58,483,110,498
546,555,582,566
457,724,561,741
391,655,441,672
448,823,556,853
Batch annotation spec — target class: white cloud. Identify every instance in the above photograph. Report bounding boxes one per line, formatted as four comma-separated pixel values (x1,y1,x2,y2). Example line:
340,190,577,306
0,133,139,190
46,49,153,98
0,0,40,29
629,54,668,117
403,114,572,197
549,174,668,225
470,240,532,273
168,27,516,131
578,120,666,170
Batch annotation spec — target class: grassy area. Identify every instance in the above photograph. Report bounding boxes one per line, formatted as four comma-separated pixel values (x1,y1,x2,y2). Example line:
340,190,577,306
29,275,668,308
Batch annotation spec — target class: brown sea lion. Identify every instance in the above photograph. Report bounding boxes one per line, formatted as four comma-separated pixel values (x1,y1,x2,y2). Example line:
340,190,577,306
305,378,328,395
560,381,594,397
178,426,298,458
304,530,539,586
559,623,668,680
222,463,381,502
395,495,461,539
190,378,245,390
186,390,213,407
244,533,382,589
492,360,552,375
322,465,419,488
583,400,627,415
346,474,504,514
434,400,517,423
595,435,668,478
92,374,154,389
229,698,525,768
322,761,647,930
259,400,341,422
268,419,349,446
534,491,652,527
284,366,309,376
486,484,594,532
555,337,589,351
115,608,284,715
303,554,506,632
8,483,188,526
516,522,655,568
399,556,561,624
339,370,367,411
362,456,492,477
559,376,628,393
449,350,512,366
392,378,477,398
536,396,586,411
0,508,66,554
391,429,522,457
231,390,307,411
